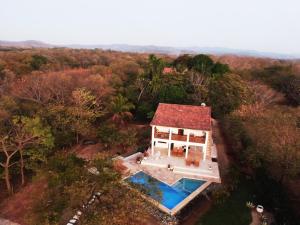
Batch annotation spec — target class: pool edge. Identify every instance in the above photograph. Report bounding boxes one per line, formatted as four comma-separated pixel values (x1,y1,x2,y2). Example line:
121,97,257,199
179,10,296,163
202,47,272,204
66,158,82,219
124,171,212,216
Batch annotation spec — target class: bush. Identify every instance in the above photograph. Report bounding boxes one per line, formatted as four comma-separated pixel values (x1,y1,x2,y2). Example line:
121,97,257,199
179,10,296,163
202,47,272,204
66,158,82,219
135,102,155,121
211,187,231,204
97,123,120,149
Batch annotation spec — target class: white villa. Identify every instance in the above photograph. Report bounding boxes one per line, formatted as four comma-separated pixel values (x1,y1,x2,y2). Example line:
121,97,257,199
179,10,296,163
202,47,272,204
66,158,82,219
122,103,220,182
138,103,220,181
121,103,221,215
150,103,212,161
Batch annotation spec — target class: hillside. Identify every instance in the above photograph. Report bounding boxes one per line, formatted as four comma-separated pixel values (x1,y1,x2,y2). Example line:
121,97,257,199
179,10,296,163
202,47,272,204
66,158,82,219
1,40,299,59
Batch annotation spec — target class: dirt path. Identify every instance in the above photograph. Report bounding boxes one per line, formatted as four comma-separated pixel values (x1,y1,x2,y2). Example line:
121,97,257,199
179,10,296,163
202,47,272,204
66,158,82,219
211,119,230,173
180,119,230,225
0,178,47,225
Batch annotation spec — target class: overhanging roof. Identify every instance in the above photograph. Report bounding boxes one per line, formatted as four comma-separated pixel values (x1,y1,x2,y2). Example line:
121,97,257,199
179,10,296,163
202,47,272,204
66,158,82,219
150,103,211,131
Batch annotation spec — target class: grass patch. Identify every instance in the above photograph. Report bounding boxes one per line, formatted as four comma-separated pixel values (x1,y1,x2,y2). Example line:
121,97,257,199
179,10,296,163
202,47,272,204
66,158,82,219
196,179,253,225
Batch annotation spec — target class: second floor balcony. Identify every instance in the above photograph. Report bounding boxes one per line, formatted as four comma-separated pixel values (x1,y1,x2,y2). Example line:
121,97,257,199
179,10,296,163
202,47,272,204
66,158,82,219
154,130,206,144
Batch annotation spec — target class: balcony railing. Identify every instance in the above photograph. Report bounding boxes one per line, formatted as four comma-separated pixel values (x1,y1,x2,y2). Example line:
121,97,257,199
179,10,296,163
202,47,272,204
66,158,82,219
154,131,169,139
189,136,205,144
171,134,187,141
154,130,206,144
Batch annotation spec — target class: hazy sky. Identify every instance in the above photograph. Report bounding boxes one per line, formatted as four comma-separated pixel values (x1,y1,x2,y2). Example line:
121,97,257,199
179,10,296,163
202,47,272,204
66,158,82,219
1,0,300,54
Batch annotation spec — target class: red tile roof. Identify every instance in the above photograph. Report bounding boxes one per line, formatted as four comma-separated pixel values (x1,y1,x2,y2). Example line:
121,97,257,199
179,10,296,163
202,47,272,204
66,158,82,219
163,67,174,74
150,103,211,131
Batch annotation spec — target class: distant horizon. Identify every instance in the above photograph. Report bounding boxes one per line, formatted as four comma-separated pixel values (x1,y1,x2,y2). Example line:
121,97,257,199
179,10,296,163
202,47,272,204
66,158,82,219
1,39,300,59
1,0,299,56
3,38,300,56
3,35,300,57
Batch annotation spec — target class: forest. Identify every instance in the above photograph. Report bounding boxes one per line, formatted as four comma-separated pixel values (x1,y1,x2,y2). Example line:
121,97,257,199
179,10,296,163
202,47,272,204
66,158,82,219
0,47,299,225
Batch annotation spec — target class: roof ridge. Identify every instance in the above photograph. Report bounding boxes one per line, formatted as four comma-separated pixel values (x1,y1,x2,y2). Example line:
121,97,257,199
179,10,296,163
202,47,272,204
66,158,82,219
158,102,211,108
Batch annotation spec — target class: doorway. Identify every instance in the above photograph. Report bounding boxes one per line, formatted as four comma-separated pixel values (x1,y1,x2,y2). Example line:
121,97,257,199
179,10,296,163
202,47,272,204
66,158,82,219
178,129,184,135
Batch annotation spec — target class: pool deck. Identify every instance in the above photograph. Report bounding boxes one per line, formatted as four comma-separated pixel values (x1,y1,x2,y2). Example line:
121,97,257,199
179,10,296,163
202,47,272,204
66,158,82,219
120,151,220,185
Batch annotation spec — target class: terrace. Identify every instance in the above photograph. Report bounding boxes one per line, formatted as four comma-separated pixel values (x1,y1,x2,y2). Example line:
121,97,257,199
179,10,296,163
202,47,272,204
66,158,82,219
142,147,220,182
120,148,220,184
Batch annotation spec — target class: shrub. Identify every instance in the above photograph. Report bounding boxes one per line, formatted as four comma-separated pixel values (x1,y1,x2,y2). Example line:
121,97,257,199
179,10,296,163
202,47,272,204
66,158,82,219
212,187,231,204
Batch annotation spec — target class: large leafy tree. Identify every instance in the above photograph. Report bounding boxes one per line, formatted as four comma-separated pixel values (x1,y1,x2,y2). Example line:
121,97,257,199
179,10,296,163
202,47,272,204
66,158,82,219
191,54,214,75
0,116,53,194
173,54,193,72
68,88,102,143
158,85,187,104
136,54,164,101
0,135,19,194
44,88,101,145
12,116,54,185
209,74,251,117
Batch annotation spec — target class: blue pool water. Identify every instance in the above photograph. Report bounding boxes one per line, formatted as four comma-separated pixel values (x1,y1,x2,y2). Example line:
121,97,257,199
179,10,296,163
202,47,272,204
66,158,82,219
126,171,205,209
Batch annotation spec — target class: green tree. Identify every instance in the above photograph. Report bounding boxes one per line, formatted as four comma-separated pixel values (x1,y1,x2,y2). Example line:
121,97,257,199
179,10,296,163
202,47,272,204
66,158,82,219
68,88,101,143
30,55,48,70
0,116,53,194
158,85,187,104
191,54,214,75
12,116,54,185
173,54,193,72
119,129,137,153
97,123,121,149
109,94,135,125
212,62,230,75
0,135,19,194
137,55,165,99
209,74,250,117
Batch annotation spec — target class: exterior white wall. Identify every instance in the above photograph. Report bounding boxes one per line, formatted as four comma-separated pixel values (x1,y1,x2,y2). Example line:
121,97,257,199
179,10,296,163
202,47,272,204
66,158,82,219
156,141,168,148
155,126,170,133
174,142,184,148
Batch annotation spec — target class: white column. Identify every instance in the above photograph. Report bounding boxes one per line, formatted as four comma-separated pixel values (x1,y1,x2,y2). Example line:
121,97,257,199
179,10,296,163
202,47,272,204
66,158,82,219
151,126,155,156
168,128,172,157
185,146,189,159
185,132,190,158
203,131,208,161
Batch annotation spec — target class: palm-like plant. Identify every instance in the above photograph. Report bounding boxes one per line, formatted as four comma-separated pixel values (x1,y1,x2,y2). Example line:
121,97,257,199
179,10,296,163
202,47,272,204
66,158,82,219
109,94,135,125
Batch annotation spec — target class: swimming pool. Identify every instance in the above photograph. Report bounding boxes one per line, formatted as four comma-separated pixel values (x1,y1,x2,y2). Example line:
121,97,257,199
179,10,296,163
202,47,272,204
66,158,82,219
126,171,205,210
